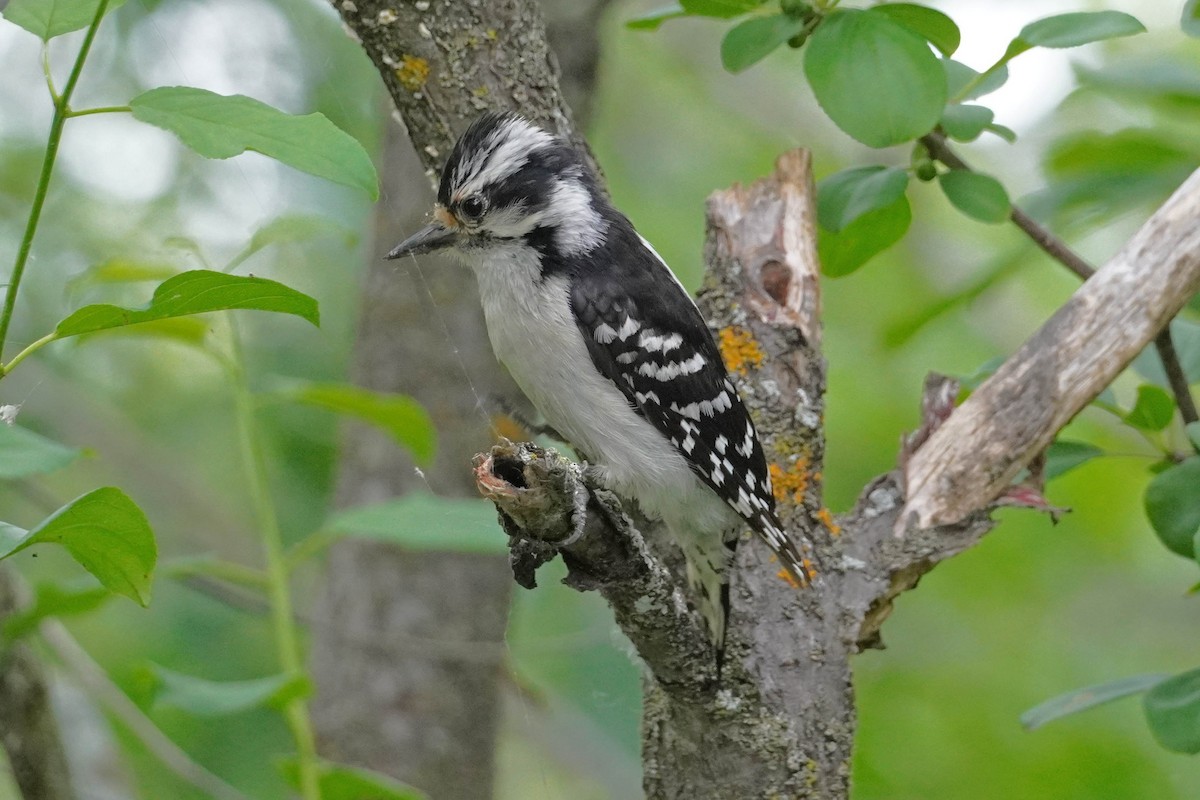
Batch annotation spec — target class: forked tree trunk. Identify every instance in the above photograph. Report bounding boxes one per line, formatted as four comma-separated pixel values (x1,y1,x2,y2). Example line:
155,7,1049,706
325,1,1200,796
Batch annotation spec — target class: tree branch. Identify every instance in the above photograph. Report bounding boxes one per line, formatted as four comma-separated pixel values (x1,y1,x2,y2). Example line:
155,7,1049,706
902,168,1200,529
921,133,1199,428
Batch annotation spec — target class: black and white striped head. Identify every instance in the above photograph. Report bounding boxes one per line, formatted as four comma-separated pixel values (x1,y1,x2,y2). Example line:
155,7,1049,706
386,112,607,263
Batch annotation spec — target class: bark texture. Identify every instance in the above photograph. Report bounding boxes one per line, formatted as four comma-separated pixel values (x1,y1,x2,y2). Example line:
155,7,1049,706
0,570,74,800
312,0,608,796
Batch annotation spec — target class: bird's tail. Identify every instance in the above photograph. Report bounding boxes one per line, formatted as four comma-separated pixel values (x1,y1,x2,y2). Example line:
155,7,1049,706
753,512,810,589
684,549,732,670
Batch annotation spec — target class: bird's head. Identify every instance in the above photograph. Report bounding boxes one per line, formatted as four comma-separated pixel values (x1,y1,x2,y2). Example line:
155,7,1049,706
386,111,607,264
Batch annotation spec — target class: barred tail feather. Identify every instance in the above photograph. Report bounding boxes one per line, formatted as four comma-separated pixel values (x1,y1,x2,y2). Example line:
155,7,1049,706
685,553,730,665
755,513,809,588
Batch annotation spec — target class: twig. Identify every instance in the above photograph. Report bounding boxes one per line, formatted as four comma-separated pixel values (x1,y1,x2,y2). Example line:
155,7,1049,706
39,621,251,800
1155,327,1200,426
920,132,1198,431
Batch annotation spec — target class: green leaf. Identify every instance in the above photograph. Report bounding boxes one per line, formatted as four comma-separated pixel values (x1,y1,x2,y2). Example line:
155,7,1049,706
872,3,959,56
1022,674,1167,730
680,0,763,18
79,316,213,347
626,3,685,29
150,664,309,717
130,87,378,199
720,14,808,73
943,59,1009,101
1184,0,1200,38
940,104,994,142
1,581,113,640
804,10,946,148
226,215,357,272
1046,130,1192,179
1044,441,1104,481
0,488,156,606
1144,458,1200,559
286,383,436,465
280,760,427,800
2,0,127,40
984,122,1018,143
938,170,1011,223
0,425,81,479
1018,11,1146,50
160,554,268,590
817,166,909,232
325,493,507,555
1124,384,1176,431
1187,422,1200,452
55,270,319,338
1144,666,1200,753
817,195,911,277
66,259,179,295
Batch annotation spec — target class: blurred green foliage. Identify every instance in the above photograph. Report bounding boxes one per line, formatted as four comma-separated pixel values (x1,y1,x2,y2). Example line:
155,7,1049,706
1,0,1199,798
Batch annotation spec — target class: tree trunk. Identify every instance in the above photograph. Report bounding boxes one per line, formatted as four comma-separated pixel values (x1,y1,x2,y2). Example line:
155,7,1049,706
310,1,609,796
0,569,74,800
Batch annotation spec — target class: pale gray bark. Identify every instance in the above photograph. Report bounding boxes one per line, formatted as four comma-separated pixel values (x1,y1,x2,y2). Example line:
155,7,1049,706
311,1,609,796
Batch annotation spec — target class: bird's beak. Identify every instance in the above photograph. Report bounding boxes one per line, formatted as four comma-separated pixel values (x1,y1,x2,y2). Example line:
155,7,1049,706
385,221,457,260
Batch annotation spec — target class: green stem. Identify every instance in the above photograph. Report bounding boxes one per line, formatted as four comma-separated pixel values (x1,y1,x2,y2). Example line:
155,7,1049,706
41,43,59,102
226,324,322,800
0,0,111,365
0,331,58,377
66,104,132,118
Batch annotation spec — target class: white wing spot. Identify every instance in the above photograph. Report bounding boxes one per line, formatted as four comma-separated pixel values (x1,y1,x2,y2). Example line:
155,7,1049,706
638,331,665,352
616,316,640,341
635,390,661,406
593,322,616,343
670,401,701,421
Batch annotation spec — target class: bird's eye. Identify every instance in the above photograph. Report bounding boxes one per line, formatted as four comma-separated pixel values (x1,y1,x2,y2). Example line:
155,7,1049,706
459,195,486,221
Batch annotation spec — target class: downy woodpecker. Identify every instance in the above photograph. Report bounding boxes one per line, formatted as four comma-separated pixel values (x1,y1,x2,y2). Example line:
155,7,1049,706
387,112,807,651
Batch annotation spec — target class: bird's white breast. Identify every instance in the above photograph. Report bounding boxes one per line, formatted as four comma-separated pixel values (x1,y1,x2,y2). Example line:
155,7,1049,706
462,245,723,527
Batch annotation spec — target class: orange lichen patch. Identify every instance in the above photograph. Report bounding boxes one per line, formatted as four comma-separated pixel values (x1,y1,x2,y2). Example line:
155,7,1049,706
769,458,810,505
802,558,817,581
816,507,841,536
717,326,764,375
395,54,430,91
777,568,803,589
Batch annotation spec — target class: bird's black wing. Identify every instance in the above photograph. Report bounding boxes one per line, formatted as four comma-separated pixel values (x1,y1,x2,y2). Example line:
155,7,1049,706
566,220,805,581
